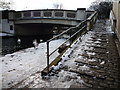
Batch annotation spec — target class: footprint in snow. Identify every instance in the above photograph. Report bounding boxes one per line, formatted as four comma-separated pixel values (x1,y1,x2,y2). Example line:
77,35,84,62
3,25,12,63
10,55,14,58
8,69,16,72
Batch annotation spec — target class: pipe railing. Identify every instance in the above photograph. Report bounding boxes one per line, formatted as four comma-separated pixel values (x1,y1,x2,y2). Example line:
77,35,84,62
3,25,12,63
42,11,98,75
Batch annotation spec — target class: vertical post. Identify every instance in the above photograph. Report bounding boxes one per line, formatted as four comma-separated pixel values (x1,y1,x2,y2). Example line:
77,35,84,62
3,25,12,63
63,11,66,19
52,11,55,18
87,20,90,31
31,11,33,17
47,41,49,73
69,28,73,46
113,19,116,33
41,11,44,17
21,12,24,18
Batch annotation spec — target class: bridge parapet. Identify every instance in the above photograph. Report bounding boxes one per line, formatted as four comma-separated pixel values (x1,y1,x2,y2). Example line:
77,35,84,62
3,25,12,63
15,9,86,21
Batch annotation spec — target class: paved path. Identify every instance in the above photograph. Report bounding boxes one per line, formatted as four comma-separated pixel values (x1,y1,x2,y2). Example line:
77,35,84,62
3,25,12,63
68,20,120,88
11,20,120,88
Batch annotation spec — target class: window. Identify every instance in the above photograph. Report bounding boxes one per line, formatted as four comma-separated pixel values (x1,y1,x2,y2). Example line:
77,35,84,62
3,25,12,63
23,12,31,17
67,13,76,18
44,12,52,17
55,12,63,17
16,13,22,18
10,25,13,30
33,12,41,17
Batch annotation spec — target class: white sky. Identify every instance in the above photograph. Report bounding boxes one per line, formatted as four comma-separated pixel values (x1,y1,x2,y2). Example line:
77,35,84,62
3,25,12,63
12,0,96,11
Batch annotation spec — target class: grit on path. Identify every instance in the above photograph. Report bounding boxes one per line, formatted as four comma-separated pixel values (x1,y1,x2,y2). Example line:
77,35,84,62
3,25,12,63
10,19,120,88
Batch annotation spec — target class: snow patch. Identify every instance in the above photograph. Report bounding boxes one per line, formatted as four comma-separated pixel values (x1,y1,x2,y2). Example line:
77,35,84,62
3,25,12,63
97,38,102,41
88,59,96,62
100,61,105,65
78,56,84,59
94,41,101,44
52,31,94,71
49,70,83,88
79,65,90,71
1,39,66,88
87,52,96,56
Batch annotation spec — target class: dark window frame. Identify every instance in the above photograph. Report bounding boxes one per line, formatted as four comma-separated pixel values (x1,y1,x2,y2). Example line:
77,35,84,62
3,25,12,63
10,25,13,30
23,12,31,17
67,13,76,18
15,13,22,18
44,12,52,17
33,12,41,17
55,12,63,17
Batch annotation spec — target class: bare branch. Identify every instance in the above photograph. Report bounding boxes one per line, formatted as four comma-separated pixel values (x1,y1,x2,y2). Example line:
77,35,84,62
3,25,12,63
53,3,63,9
0,0,13,10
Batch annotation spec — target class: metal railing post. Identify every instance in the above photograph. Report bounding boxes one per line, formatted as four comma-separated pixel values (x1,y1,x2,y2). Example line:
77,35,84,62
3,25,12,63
47,41,49,73
87,20,90,31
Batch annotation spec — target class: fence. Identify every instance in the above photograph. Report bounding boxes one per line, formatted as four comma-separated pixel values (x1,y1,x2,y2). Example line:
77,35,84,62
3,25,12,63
41,11,98,76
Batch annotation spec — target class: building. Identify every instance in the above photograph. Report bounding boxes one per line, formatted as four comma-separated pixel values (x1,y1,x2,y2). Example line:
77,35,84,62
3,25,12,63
110,0,120,41
110,0,120,56
0,10,15,36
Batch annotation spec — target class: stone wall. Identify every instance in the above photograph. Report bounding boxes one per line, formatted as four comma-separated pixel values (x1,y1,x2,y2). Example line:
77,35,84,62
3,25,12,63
112,1,120,41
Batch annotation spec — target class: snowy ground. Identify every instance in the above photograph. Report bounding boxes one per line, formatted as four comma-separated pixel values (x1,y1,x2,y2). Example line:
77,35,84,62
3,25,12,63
11,29,96,88
1,20,118,88
0,33,13,36
1,23,99,88
0,39,66,88
13,19,119,88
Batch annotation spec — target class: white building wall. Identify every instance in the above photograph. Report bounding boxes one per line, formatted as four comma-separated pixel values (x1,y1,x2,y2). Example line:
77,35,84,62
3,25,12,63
2,19,14,34
9,21,14,34
0,11,2,32
112,1,120,42
0,11,15,36
0,20,2,32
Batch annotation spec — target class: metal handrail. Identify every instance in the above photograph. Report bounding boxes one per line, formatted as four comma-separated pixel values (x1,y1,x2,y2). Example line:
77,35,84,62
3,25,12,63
49,25,87,57
47,20,86,42
46,21,87,73
45,11,98,73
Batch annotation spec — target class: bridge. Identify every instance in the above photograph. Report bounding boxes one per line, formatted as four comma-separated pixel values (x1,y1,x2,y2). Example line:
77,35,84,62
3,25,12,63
1,1,120,88
15,8,87,25
1,8,94,36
